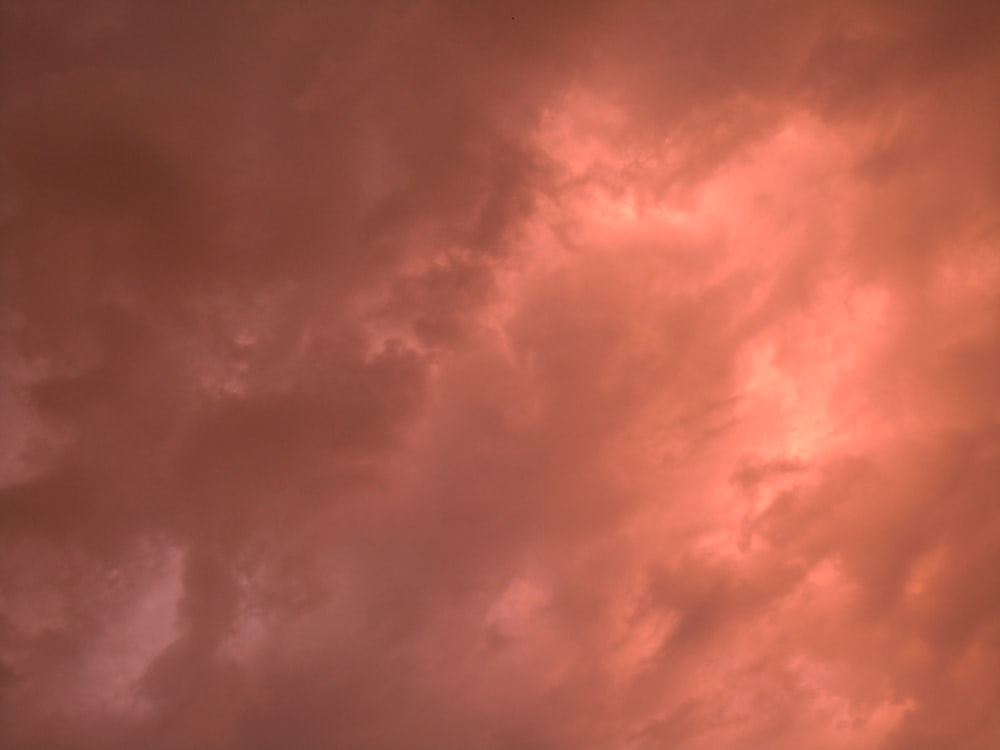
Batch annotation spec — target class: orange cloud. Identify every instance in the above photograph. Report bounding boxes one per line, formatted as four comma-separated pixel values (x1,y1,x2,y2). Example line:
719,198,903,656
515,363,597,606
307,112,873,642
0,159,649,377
2,2,999,749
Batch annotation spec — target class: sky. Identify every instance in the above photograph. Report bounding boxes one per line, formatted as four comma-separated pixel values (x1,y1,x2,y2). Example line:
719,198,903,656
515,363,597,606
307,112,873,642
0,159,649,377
1,1,999,748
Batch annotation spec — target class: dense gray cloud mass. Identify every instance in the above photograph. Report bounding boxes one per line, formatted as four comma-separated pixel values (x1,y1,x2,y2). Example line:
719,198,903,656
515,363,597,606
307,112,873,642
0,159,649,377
1,2,999,748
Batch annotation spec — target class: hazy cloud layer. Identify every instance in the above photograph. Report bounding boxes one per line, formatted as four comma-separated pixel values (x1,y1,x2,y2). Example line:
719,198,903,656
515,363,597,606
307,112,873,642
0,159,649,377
2,2,999,748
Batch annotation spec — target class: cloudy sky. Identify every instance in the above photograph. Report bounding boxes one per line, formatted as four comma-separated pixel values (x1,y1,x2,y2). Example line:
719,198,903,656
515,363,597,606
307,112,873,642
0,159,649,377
2,1,999,748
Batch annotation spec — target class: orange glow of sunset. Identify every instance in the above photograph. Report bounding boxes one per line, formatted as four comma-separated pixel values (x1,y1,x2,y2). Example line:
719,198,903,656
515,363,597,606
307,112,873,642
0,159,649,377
2,3,1000,749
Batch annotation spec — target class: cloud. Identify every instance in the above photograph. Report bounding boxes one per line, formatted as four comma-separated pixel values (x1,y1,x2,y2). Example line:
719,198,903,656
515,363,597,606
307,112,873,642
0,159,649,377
1,1,998,748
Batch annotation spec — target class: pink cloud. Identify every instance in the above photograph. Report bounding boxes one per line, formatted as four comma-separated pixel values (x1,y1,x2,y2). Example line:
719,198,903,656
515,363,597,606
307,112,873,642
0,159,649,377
2,2,999,748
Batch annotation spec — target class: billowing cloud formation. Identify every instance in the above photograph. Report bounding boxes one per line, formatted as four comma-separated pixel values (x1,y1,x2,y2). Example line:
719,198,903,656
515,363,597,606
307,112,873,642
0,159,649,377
2,1,999,748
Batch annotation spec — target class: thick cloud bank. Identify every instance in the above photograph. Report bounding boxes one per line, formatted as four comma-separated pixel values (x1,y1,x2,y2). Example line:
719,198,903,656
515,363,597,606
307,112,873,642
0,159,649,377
2,2,999,748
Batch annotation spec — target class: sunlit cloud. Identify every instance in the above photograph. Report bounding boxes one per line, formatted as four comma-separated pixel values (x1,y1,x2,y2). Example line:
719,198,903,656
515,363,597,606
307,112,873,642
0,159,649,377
2,2,999,749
